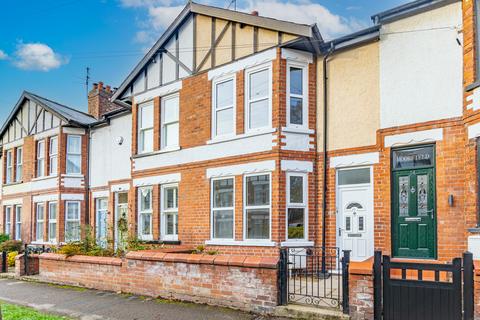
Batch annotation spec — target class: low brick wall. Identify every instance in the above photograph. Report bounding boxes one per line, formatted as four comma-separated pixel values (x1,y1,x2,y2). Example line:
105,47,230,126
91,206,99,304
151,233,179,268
15,253,40,277
38,251,279,313
349,259,374,320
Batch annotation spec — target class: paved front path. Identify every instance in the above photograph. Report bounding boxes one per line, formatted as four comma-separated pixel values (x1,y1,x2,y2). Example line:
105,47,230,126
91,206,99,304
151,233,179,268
0,278,284,320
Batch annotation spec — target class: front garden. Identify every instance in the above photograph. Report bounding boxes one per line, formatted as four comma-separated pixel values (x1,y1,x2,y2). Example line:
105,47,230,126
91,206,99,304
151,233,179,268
0,302,70,320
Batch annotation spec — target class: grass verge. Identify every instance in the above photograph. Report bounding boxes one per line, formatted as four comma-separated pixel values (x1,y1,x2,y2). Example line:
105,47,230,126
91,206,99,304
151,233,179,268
0,302,71,320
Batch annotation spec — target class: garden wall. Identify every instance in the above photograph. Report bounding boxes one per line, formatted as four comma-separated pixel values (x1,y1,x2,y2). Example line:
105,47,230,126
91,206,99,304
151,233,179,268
37,251,279,314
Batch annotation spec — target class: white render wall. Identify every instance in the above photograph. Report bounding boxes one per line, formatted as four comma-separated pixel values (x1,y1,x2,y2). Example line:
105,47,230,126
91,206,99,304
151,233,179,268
90,114,132,188
379,2,463,129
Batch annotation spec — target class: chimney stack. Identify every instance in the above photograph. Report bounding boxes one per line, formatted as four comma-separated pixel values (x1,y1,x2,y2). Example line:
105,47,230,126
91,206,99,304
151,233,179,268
251,10,259,16
88,81,122,120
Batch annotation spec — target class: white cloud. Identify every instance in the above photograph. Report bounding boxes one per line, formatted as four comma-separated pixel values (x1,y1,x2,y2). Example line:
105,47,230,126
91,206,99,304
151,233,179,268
0,50,7,60
148,5,184,30
119,0,173,8
13,43,68,71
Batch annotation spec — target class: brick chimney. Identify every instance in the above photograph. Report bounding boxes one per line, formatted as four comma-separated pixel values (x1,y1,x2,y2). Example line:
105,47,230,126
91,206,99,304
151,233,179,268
88,81,121,119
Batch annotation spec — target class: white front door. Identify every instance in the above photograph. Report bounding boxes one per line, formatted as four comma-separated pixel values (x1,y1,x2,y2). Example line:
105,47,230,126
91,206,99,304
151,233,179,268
336,167,374,262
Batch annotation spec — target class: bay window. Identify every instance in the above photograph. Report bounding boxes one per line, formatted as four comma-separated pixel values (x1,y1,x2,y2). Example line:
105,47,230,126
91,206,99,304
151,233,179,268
37,140,45,177
244,174,270,240
4,206,11,235
161,184,178,240
211,178,234,239
138,187,153,240
245,65,271,132
15,206,21,241
66,135,81,174
48,202,57,243
161,94,179,149
286,173,307,240
212,77,235,138
138,101,154,154
15,147,22,182
287,63,308,128
5,150,12,184
49,136,58,176
65,201,81,242
36,203,45,242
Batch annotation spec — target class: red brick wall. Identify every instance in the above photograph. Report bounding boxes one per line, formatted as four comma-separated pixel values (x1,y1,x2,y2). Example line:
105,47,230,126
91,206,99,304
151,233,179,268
38,252,279,314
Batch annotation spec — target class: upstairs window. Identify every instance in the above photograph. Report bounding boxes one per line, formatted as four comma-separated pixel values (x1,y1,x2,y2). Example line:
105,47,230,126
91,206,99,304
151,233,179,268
15,147,22,182
37,140,45,177
66,135,81,174
49,136,58,176
5,150,12,184
138,101,154,154
161,94,179,149
245,65,271,132
212,77,235,138
287,63,308,128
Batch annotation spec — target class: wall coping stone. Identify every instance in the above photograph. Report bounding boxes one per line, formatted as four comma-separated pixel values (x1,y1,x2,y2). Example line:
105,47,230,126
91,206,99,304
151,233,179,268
349,258,373,275
40,253,122,266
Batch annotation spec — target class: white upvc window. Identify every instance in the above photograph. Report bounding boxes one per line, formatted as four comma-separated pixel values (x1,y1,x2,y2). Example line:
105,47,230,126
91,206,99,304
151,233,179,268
5,150,12,184
138,101,154,154
161,94,179,149
138,187,153,240
245,64,272,132
15,147,23,182
286,62,308,129
161,184,178,241
66,135,82,174
95,198,108,248
49,136,58,176
212,76,236,138
65,201,81,242
37,140,45,177
36,203,45,242
15,206,21,241
211,177,234,240
4,206,11,235
244,173,271,240
48,202,57,243
286,172,308,241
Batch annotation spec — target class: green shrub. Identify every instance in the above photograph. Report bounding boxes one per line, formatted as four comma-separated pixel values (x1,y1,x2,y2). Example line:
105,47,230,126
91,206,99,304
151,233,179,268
7,251,18,267
0,233,9,244
0,240,22,253
58,242,84,257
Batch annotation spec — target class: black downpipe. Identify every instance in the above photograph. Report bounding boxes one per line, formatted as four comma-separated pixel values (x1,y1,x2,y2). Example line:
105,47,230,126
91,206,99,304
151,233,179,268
321,45,334,275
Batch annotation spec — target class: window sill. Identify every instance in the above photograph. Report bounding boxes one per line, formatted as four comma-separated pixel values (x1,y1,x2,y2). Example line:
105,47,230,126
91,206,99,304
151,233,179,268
4,181,23,187
280,240,314,247
205,239,276,247
206,128,276,145
282,127,314,134
61,174,83,178
134,146,181,159
32,175,58,182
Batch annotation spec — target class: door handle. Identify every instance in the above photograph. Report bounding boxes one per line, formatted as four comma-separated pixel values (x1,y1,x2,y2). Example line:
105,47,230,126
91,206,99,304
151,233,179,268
338,227,343,237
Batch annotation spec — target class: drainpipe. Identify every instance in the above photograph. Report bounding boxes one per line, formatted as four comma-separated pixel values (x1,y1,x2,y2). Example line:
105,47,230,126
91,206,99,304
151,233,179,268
321,43,334,275
85,128,91,229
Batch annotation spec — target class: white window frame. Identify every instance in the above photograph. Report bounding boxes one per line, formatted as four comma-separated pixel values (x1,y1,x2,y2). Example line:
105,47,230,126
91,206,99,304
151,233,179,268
161,93,180,150
286,172,308,241
161,183,179,241
138,186,153,241
15,205,21,241
5,150,13,184
95,198,108,248
37,140,45,177
4,206,11,236
210,177,235,240
15,147,23,182
65,201,81,242
286,62,309,129
66,135,82,175
212,75,236,139
49,136,58,176
138,101,154,154
243,172,272,241
48,202,57,243
244,63,273,133
36,203,45,242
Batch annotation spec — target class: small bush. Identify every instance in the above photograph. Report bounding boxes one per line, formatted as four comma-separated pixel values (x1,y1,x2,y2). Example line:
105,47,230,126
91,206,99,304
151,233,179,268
0,233,9,244
7,251,18,267
58,242,84,257
0,240,22,253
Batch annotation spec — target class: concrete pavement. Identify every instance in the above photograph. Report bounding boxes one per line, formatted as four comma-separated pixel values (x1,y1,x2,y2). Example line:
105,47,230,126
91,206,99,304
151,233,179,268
0,278,286,320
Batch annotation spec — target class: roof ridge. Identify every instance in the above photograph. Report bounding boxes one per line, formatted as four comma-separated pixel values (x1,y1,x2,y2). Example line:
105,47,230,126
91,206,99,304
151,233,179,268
26,91,94,119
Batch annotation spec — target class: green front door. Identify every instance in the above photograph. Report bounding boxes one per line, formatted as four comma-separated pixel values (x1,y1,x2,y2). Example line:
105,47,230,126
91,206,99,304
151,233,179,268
392,146,436,259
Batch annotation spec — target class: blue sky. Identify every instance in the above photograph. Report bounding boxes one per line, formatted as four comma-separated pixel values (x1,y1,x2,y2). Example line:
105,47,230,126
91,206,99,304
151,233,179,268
0,0,407,124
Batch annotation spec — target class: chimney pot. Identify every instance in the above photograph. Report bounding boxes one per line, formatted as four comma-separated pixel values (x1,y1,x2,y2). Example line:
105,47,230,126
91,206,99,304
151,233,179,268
98,82,104,91
93,83,98,90
106,85,111,93
251,10,259,16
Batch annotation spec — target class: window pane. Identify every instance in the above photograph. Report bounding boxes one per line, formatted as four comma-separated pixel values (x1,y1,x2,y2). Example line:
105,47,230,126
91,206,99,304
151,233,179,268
49,203,57,220
66,222,80,242
290,97,303,125
49,222,56,241
50,137,58,154
163,97,179,123
165,122,179,147
141,213,152,235
338,168,371,185
140,188,152,211
38,141,45,158
166,213,177,235
246,209,269,239
140,103,154,128
247,175,270,206
213,210,233,239
141,128,154,152
67,136,81,154
213,179,233,208
164,187,178,209
249,99,269,129
50,156,58,175
216,108,234,136
67,155,81,174
216,80,233,108
289,176,304,204
288,208,304,239
249,69,268,99
290,67,303,95
67,202,80,220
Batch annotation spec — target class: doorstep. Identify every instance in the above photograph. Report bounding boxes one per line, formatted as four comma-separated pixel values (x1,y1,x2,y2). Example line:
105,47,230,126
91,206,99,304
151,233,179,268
274,304,349,320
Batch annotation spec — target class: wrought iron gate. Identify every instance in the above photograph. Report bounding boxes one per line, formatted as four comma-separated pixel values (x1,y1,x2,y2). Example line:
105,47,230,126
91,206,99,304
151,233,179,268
279,247,350,313
373,251,474,320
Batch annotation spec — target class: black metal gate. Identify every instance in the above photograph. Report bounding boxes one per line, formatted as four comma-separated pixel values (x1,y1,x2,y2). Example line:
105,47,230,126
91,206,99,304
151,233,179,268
279,247,350,313
373,251,474,320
